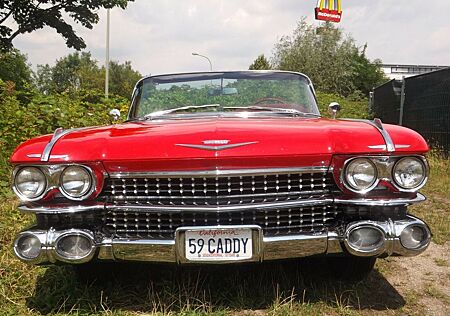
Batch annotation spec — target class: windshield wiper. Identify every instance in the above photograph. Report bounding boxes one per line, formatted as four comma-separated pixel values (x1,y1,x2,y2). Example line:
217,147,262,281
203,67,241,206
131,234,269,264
223,106,319,116
144,104,221,119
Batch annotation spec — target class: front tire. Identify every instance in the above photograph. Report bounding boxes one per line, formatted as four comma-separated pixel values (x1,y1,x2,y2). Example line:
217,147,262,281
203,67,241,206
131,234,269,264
327,256,376,282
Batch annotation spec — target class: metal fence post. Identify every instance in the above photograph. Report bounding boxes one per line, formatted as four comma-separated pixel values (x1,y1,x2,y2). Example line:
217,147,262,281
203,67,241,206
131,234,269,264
399,76,406,125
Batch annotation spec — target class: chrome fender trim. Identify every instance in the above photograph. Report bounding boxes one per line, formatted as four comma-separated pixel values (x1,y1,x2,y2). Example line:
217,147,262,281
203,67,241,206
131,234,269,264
41,127,85,162
341,118,395,152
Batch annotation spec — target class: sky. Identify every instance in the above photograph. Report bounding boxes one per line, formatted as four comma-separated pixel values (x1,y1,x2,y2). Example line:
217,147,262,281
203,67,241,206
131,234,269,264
12,0,450,75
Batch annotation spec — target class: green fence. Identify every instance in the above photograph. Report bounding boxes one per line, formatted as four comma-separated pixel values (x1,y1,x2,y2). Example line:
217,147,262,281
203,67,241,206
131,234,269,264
371,68,450,153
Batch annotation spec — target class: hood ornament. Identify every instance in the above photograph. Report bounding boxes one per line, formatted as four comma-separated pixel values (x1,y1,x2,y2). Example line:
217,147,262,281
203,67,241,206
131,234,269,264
176,140,258,151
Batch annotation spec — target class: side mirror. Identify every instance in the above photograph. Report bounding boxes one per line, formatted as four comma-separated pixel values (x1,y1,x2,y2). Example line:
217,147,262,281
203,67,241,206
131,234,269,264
109,109,121,121
328,102,341,119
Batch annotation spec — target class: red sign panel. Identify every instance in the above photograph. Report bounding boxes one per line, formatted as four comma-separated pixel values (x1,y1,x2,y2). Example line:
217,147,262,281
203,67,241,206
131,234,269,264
315,0,342,23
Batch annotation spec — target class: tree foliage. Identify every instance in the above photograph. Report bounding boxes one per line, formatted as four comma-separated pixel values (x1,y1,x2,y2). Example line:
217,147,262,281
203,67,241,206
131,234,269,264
109,61,141,99
0,0,132,51
271,19,386,96
0,49,32,91
34,52,141,99
249,54,272,70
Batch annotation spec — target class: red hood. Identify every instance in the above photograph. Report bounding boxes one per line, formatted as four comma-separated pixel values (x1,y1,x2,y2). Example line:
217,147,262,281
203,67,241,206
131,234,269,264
11,118,428,172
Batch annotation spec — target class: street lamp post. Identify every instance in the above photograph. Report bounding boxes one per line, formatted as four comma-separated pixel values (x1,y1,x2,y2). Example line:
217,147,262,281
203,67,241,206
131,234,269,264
192,52,212,71
105,8,110,98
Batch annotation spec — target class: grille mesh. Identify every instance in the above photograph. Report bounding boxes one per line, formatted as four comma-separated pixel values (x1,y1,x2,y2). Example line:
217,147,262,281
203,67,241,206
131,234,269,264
100,172,336,207
99,171,339,238
103,205,339,239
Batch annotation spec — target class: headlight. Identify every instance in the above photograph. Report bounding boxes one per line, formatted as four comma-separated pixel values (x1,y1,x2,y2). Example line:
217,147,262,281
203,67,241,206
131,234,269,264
344,158,378,193
55,234,93,259
15,234,42,259
14,167,47,200
400,225,428,249
60,166,92,199
393,157,427,190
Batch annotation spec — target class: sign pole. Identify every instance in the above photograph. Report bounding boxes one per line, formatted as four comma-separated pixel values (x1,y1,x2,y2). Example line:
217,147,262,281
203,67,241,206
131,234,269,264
105,9,110,98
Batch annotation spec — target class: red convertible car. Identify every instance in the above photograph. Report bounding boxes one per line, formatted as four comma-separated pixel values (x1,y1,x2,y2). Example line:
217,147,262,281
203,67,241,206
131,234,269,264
10,71,431,280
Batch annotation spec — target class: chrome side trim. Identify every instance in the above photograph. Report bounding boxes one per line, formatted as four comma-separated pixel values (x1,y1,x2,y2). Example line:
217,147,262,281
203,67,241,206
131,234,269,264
27,154,43,158
109,166,330,179
41,128,83,162
334,193,426,206
175,141,258,151
368,144,411,150
342,118,395,152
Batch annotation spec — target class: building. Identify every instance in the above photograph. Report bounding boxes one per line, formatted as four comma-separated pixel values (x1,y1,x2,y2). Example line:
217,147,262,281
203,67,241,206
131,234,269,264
381,64,448,81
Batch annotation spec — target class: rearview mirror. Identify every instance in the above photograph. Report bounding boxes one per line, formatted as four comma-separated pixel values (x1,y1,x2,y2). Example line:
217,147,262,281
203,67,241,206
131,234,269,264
328,102,341,119
109,109,121,121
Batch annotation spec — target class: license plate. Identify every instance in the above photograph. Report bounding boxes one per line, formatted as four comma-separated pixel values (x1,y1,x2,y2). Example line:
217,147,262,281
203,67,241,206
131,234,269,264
184,228,253,261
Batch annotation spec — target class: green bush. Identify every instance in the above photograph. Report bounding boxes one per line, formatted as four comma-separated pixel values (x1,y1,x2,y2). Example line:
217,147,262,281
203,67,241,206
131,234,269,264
0,80,129,155
316,91,370,119
0,80,129,195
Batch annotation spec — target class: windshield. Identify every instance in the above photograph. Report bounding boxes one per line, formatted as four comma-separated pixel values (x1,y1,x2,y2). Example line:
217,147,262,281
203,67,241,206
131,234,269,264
129,71,320,119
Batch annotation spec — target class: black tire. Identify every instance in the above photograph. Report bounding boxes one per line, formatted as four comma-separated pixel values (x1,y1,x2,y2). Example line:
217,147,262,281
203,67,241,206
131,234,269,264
327,256,376,282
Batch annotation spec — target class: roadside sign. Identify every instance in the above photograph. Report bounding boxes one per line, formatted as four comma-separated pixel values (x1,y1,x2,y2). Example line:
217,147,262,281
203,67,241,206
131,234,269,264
315,0,342,23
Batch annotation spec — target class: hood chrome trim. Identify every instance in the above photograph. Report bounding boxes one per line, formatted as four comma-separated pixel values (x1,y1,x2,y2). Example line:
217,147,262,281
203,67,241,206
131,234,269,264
41,128,84,162
175,141,258,151
341,118,395,153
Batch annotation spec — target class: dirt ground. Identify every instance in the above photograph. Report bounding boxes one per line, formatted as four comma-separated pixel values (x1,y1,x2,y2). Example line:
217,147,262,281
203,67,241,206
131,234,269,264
380,242,450,315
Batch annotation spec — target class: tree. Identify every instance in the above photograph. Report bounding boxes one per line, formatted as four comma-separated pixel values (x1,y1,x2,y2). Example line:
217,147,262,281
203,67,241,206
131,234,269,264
34,52,141,99
0,1,132,51
0,49,32,91
249,55,272,70
271,19,386,96
43,52,103,93
349,44,386,96
106,61,141,99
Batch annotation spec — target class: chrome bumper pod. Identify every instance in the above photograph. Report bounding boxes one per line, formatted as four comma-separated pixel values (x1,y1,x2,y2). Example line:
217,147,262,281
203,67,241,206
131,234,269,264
14,215,431,265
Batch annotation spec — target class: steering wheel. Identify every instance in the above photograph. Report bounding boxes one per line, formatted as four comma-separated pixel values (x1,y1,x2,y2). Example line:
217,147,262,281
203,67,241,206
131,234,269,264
253,97,289,105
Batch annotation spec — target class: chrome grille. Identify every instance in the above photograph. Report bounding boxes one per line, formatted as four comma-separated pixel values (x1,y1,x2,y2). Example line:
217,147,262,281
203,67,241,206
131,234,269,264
100,172,336,206
103,205,339,238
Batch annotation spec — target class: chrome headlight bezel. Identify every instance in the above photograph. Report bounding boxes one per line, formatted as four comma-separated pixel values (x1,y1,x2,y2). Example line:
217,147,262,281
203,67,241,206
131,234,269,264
12,167,48,201
392,157,428,192
59,165,94,200
342,157,379,194
12,164,96,202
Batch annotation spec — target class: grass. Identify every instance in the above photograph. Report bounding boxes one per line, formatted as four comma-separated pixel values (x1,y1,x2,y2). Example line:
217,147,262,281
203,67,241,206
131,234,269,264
0,154,448,315
410,151,450,244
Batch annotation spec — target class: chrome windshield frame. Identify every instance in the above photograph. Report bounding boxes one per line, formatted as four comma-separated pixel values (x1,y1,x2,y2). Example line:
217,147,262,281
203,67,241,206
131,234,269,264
128,70,320,121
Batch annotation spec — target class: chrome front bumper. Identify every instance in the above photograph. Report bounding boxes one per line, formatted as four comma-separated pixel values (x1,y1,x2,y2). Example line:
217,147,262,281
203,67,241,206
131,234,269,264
14,215,431,265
